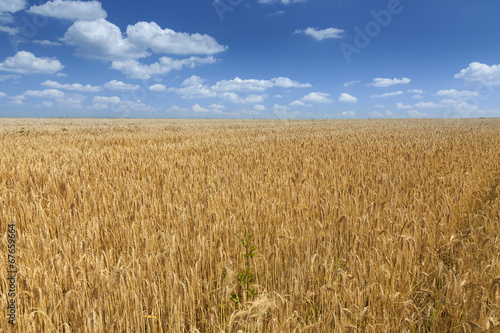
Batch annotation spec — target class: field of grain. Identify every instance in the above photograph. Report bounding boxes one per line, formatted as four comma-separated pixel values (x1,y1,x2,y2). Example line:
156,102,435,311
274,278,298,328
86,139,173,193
0,118,499,332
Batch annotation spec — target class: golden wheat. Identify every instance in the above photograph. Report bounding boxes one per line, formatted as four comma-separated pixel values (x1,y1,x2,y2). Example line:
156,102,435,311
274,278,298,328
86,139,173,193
0,118,499,332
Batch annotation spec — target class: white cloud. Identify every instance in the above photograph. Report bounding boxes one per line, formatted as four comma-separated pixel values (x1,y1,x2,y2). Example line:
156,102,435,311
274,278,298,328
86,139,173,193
42,80,102,92
411,94,424,99
290,100,306,106
339,93,357,103
258,0,307,4
0,51,64,75
212,77,273,92
369,77,411,87
104,80,140,91
407,89,423,94
272,77,311,88
254,104,267,111
371,91,403,98
24,89,65,98
396,102,412,109
166,104,189,113
0,74,20,81
56,93,86,109
93,96,121,104
61,19,146,61
126,21,227,56
269,10,284,17
273,104,290,112
219,92,264,104
435,89,478,98
369,110,395,118
42,101,53,107
0,92,6,98
27,0,107,21
0,25,18,35
344,80,360,87
209,103,225,110
211,77,310,92
338,110,355,118
169,83,217,99
294,27,344,41
182,75,206,86
33,40,63,46
414,101,440,108
10,95,25,105
408,110,428,118
192,103,209,113
301,92,332,103
111,56,216,79
0,0,27,13
149,84,166,92
454,62,500,85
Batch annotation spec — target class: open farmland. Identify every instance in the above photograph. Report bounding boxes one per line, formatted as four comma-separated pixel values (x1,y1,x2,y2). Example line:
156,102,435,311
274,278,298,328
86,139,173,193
1,118,500,332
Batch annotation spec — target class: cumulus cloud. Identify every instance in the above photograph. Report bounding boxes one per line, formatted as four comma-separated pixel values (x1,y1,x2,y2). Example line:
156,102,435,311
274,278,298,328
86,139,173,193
182,75,206,86
0,74,21,81
27,0,107,21
407,89,423,94
414,101,440,108
0,92,6,98
219,92,265,104
212,77,310,92
33,40,63,46
149,84,166,92
371,91,403,98
126,21,227,56
338,110,355,118
0,25,19,35
369,77,411,87
61,19,147,61
300,92,333,103
104,80,140,91
93,96,121,104
396,102,412,109
0,0,27,13
344,80,360,87
192,103,210,113
62,19,227,63
24,89,65,98
0,51,64,75
454,62,500,85
111,56,216,79
290,100,306,106
408,110,428,118
339,93,357,103
435,89,478,98
294,27,344,41
369,110,394,118
42,80,102,92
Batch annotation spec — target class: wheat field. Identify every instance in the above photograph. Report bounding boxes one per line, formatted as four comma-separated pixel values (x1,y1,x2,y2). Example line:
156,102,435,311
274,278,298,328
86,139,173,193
1,118,499,332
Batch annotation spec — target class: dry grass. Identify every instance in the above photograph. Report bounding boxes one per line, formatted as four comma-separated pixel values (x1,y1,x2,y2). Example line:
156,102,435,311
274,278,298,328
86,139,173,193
0,118,499,332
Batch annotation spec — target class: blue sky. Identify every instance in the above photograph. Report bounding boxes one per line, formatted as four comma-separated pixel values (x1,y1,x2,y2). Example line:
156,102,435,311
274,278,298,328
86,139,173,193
0,0,500,119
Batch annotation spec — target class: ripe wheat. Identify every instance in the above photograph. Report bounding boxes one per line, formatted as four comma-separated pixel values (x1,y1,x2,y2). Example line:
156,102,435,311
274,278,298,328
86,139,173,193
0,118,499,332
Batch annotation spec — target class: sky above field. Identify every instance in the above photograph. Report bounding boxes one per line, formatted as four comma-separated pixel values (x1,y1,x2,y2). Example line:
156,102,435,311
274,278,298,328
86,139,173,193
0,0,500,119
